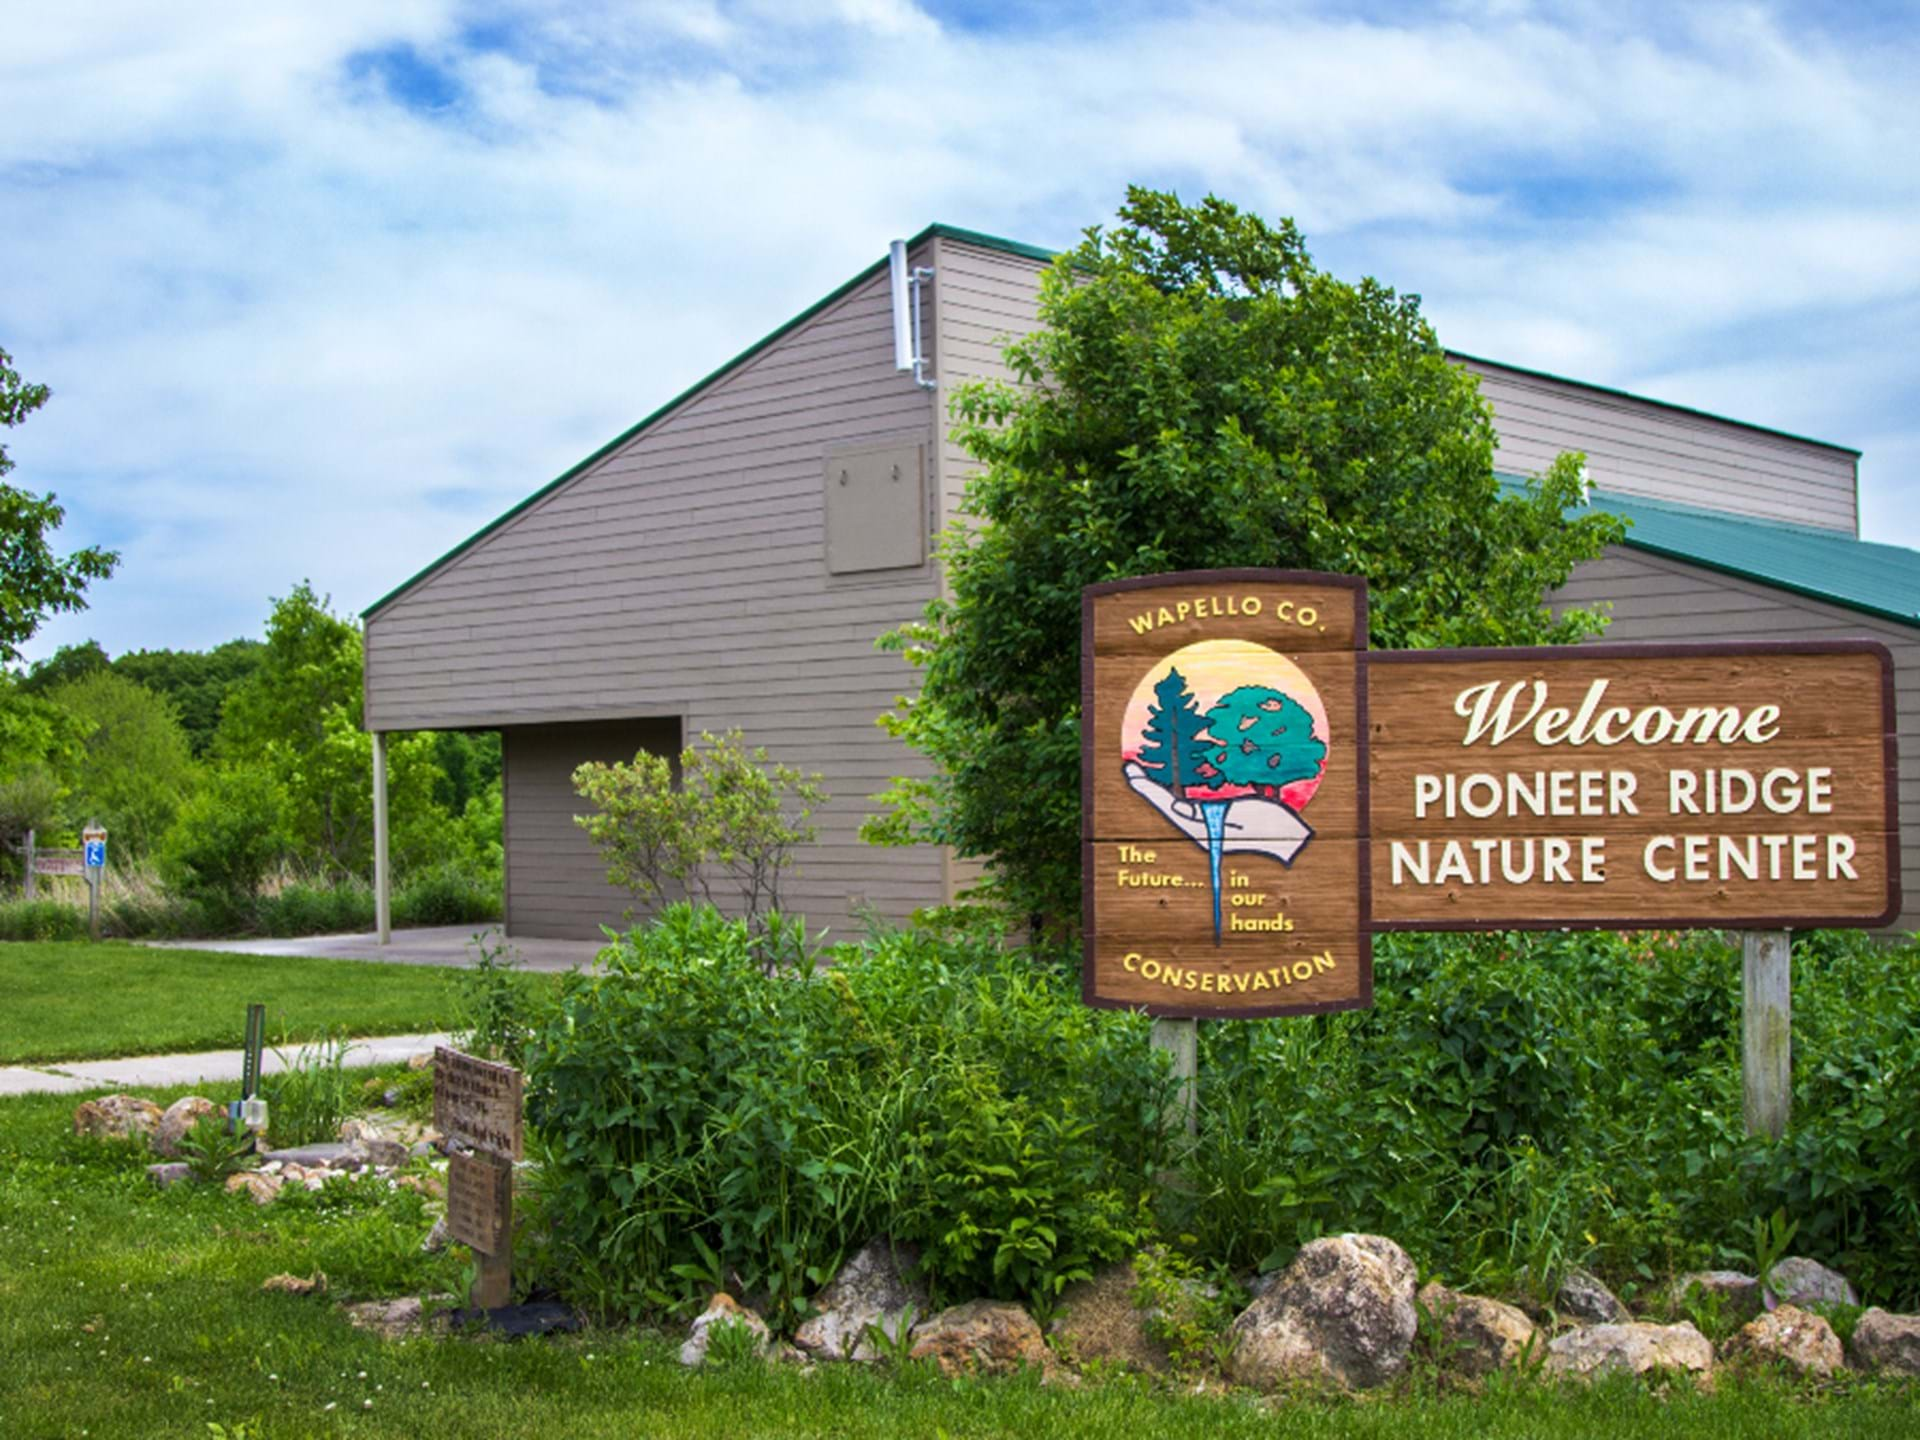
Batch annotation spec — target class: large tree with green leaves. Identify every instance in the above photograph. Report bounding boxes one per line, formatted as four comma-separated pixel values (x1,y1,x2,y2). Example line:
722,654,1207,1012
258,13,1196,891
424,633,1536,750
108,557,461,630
867,188,1624,930
213,583,442,876
46,670,197,856
0,347,118,664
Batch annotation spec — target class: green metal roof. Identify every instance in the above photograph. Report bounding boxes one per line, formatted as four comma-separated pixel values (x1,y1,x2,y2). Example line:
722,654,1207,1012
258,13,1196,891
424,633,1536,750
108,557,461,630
361,222,1061,618
1509,478,1920,630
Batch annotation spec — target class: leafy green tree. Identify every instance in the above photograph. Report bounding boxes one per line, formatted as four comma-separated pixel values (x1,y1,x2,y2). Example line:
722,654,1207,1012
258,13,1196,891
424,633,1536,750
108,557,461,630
158,765,289,915
113,639,264,755
0,347,119,664
20,639,109,694
1203,685,1326,799
868,187,1624,928
213,583,441,877
1136,666,1214,800
45,670,196,856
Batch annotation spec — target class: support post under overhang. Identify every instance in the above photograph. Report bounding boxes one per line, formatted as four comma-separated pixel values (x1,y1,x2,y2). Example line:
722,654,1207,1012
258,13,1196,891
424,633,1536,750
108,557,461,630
372,729,391,945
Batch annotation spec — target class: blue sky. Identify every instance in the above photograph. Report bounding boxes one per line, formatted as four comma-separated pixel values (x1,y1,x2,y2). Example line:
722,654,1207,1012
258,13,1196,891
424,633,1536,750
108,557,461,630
4,1,1916,658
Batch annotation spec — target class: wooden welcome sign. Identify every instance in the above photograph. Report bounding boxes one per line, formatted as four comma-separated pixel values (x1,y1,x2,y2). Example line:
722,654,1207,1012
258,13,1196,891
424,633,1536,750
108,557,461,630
1084,571,1900,1019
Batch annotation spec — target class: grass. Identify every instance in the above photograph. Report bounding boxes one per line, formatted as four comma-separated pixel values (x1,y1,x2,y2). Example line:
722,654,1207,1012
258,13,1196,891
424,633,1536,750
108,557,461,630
1,1079,1914,1439
0,942,503,1065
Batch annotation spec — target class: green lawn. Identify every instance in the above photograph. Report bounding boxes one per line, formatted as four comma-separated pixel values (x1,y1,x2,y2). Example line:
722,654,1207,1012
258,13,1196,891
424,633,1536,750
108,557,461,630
0,943,484,1064
1,1080,1914,1439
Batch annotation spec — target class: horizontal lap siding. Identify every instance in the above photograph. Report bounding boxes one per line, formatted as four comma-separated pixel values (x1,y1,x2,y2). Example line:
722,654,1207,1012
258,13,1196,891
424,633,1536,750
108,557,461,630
1460,359,1857,534
1560,547,1918,932
369,250,946,936
929,238,1052,901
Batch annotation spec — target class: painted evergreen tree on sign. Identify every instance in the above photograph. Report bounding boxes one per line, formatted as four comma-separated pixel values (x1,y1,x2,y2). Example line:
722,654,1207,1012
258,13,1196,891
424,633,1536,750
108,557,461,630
1205,685,1326,799
1135,666,1214,800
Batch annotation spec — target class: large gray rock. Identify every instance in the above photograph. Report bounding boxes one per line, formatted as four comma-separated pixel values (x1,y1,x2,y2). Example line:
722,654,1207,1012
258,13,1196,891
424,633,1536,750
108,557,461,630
73,1094,162,1141
1669,1271,1762,1323
1226,1233,1417,1391
1556,1268,1631,1324
792,1238,927,1362
146,1161,192,1189
1721,1304,1845,1378
1048,1262,1170,1375
909,1299,1050,1377
1418,1282,1537,1378
679,1293,770,1368
1766,1256,1857,1309
151,1096,222,1157
1545,1322,1714,1384
1848,1308,1920,1376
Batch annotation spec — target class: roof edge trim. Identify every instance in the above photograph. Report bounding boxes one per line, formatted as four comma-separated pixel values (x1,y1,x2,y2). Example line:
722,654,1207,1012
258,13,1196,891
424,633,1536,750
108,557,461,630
1453,349,1862,458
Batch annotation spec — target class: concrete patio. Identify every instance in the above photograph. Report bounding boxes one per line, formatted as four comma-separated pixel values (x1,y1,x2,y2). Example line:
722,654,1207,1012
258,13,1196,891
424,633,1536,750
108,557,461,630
142,925,605,973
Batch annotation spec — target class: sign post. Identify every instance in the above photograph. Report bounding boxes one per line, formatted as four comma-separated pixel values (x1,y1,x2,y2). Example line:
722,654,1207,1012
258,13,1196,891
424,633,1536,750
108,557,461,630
433,1047,525,1312
82,825,107,941
1084,571,1899,1148
22,828,33,901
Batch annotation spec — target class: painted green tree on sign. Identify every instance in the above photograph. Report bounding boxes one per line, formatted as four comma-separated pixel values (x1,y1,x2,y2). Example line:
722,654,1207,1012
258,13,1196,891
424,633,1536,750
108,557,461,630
1135,667,1214,800
1205,685,1325,799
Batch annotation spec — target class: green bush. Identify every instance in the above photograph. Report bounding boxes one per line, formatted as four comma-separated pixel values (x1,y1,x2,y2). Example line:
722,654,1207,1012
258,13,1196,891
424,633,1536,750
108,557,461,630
0,898,88,940
263,1034,356,1147
395,862,502,927
157,766,288,916
257,878,373,937
522,914,1920,1327
1181,929,1920,1309
526,905,1165,1323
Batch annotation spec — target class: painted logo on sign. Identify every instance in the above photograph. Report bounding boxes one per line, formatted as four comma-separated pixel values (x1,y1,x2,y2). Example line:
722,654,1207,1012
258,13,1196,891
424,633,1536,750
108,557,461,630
1120,638,1330,942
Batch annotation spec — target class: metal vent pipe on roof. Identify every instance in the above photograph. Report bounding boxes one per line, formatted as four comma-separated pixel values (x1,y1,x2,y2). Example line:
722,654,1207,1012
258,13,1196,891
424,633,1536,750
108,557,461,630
889,239,936,390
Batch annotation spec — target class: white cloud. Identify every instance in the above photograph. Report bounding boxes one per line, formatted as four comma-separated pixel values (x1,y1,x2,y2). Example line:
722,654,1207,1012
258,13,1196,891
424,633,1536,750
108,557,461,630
2,0,1915,660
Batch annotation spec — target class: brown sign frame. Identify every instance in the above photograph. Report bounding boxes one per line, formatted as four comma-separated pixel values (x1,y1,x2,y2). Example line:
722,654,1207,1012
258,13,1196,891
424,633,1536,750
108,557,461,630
1364,638,1902,933
1080,568,1374,1020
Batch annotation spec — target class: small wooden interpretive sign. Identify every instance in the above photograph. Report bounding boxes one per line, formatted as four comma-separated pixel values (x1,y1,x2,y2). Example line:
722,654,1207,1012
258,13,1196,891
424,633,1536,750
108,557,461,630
447,1150,514,1256
433,1047,524,1160
434,1046,525,1310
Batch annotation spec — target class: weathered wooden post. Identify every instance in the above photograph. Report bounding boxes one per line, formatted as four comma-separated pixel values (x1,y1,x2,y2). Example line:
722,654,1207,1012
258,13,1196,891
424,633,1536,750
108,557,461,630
434,1047,525,1314
1741,931,1792,1140
1150,1016,1197,1140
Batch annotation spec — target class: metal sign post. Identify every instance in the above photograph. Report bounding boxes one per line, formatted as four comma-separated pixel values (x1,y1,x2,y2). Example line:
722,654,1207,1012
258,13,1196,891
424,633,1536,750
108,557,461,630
82,825,107,941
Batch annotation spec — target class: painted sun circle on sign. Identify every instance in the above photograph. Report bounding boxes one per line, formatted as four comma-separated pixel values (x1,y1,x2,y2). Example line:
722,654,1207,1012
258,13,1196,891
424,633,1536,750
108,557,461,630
1121,639,1331,810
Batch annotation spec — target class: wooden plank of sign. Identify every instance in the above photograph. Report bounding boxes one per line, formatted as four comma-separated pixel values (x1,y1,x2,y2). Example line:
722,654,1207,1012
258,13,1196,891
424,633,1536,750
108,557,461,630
1083,571,1371,1019
446,1149,513,1255
1366,642,1899,929
31,852,85,877
433,1048,524,1160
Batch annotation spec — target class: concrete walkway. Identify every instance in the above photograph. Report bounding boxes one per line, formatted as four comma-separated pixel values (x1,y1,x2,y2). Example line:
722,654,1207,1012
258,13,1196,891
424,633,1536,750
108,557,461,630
142,924,603,973
0,1031,454,1098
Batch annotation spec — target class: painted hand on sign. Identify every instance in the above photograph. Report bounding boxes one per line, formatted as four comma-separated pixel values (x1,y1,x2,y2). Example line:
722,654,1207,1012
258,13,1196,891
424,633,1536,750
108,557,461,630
1122,648,1328,945
1122,762,1313,864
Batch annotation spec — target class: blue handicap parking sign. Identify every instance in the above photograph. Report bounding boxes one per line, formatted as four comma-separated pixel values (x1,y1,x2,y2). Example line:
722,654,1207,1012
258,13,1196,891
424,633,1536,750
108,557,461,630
84,839,106,868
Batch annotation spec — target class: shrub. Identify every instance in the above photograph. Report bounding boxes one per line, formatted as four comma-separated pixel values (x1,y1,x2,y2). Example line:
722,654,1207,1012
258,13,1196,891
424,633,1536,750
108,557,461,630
0,898,87,940
524,917,1920,1327
395,862,501,927
158,766,288,917
525,904,1164,1323
573,730,824,933
455,930,542,1064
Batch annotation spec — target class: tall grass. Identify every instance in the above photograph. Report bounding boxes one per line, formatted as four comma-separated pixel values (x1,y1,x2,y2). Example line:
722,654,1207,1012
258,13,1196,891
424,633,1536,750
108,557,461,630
0,858,500,940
